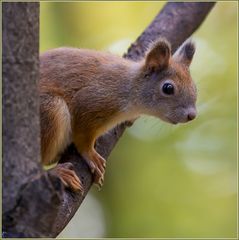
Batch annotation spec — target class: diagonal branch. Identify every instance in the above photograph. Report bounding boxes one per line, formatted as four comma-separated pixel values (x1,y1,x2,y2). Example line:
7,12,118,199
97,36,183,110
2,2,215,238
54,2,216,237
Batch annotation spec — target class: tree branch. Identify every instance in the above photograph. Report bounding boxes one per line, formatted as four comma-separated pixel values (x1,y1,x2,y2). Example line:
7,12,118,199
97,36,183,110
55,2,216,236
2,2,215,238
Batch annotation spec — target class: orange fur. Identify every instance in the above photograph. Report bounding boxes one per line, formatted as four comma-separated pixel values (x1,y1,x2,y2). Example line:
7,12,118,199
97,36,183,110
39,39,197,190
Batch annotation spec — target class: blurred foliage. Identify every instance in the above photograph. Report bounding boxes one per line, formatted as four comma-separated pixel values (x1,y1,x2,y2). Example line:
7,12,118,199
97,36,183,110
40,2,237,238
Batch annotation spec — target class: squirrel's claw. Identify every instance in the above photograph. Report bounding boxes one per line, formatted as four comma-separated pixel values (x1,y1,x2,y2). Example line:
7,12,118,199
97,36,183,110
82,150,106,189
95,172,104,190
52,163,84,194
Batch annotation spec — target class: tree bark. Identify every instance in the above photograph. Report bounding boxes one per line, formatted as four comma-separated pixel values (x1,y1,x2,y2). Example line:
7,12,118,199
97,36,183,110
2,2,215,238
2,3,63,238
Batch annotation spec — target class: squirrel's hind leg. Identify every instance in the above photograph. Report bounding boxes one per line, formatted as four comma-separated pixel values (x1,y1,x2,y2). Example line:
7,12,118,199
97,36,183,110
40,94,72,165
40,95,83,192
51,162,84,193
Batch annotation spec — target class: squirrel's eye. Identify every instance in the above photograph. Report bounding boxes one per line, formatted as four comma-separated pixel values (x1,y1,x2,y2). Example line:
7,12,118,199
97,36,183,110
162,83,174,95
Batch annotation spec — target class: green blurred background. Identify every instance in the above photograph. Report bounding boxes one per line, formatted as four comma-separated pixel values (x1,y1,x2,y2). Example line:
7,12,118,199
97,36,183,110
40,2,238,238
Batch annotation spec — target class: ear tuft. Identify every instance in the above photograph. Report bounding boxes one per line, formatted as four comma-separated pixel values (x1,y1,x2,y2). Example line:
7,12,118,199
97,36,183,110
145,38,171,73
183,41,195,62
174,39,195,66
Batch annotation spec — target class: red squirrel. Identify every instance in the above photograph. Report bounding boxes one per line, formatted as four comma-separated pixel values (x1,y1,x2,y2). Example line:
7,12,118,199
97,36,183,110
39,39,197,193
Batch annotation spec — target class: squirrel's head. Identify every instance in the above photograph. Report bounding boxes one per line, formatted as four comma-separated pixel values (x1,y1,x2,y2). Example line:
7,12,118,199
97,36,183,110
138,38,197,124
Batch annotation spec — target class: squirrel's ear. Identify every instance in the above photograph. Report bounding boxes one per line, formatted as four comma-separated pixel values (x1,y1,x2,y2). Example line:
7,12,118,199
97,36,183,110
173,40,195,66
145,39,171,73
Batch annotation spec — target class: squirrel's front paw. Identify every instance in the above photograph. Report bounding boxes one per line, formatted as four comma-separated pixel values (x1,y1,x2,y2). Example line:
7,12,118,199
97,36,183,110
82,150,106,189
52,162,84,193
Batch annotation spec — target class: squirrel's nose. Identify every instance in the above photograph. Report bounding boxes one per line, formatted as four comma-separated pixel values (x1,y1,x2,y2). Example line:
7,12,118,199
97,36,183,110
187,108,197,121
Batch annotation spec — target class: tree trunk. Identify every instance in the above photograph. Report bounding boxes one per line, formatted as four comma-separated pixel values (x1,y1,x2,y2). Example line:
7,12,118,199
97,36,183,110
2,3,63,237
2,2,215,238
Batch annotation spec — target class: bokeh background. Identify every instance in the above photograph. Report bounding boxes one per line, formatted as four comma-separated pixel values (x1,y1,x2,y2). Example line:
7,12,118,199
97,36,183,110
40,2,238,238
